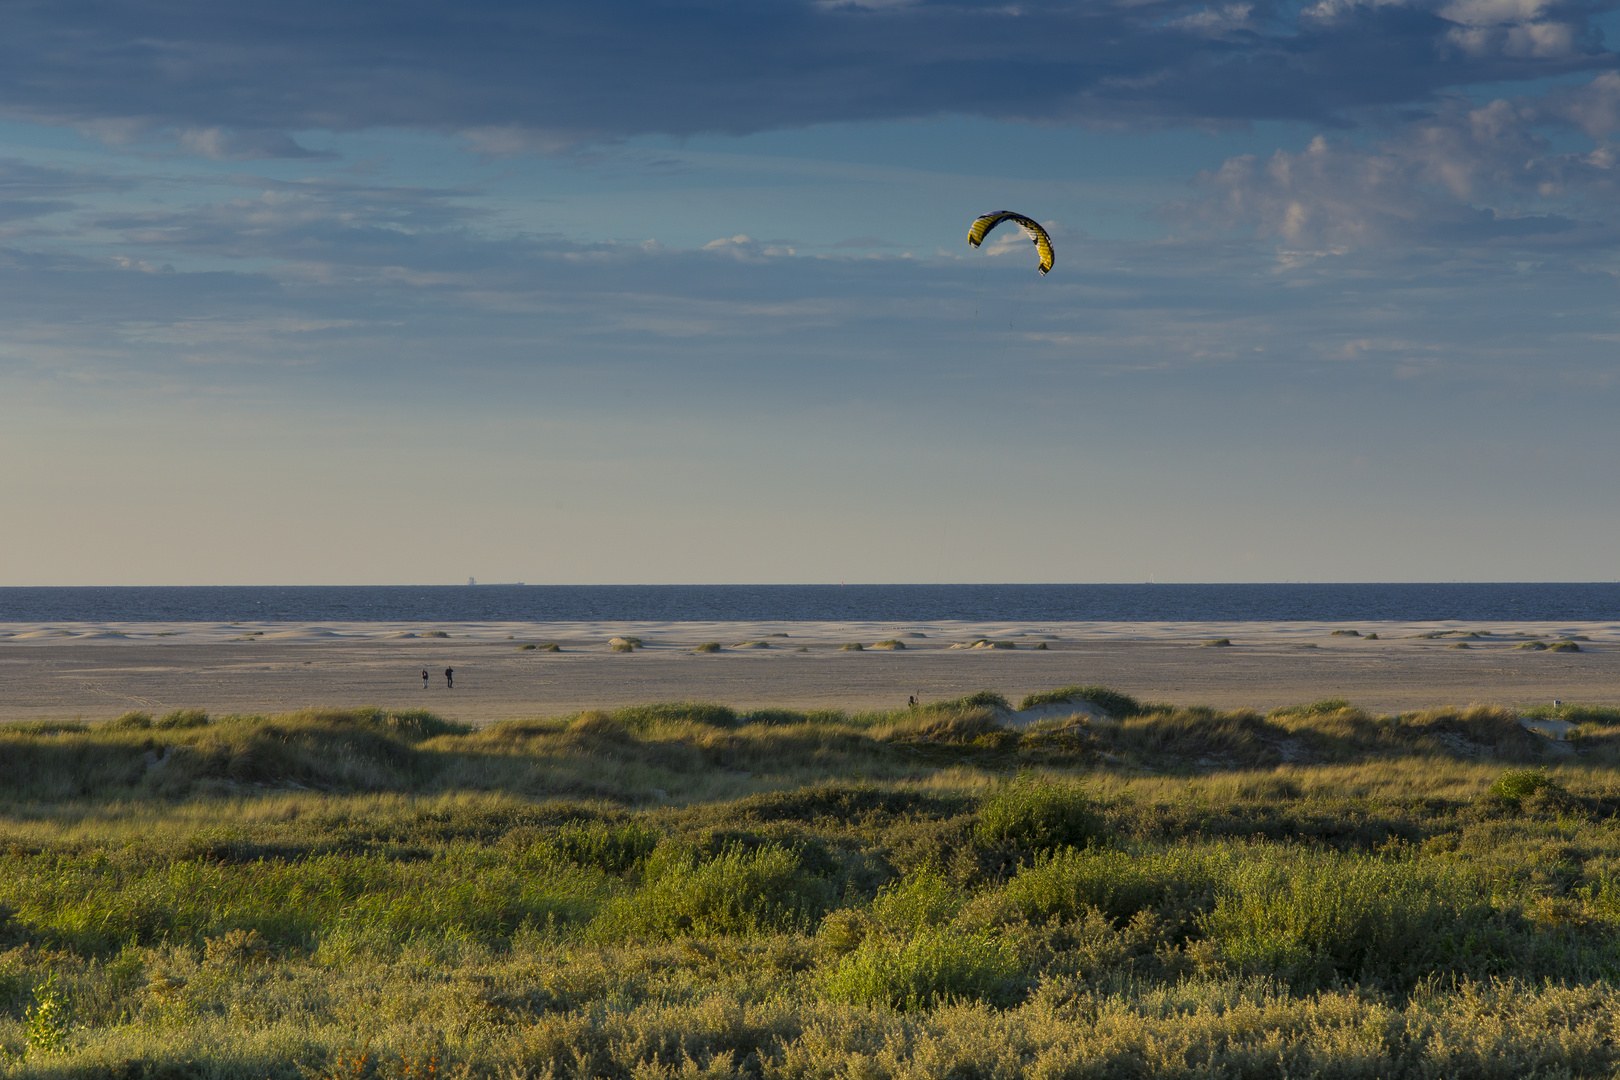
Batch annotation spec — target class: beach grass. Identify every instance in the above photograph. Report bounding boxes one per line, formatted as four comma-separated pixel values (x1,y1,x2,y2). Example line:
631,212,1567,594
1017,685,1144,718
4,693,1620,1077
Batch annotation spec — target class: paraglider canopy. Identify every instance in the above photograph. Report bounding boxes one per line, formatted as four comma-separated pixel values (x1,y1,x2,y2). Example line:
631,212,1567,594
967,211,1054,276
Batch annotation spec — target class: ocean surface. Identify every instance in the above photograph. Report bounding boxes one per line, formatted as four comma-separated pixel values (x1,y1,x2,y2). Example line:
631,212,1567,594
1,584,1617,623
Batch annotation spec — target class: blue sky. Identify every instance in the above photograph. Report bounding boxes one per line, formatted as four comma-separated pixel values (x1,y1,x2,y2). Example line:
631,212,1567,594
4,0,1620,585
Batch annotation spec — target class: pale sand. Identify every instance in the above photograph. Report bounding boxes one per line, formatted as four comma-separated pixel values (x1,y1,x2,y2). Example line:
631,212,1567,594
0,619,1615,724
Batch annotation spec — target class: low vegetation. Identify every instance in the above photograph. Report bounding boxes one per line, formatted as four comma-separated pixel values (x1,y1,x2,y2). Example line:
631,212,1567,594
5,691,1620,1077
1018,685,1143,718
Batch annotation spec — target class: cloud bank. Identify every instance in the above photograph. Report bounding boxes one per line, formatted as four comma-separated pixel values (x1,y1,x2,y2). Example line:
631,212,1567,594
2,0,1614,154
1177,72,1620,249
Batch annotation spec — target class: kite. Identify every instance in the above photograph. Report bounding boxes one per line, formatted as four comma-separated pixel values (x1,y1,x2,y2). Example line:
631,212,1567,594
967,211,1054,275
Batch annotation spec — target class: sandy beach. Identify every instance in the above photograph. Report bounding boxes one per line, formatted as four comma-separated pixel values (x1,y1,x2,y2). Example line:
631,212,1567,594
1,618,1615,723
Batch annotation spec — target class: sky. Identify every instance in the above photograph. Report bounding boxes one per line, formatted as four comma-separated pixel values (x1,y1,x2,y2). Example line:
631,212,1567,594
4,0,1620,586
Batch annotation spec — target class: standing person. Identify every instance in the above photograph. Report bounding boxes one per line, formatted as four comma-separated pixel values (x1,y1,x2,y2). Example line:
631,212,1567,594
421,668,429,690
444,667,454,689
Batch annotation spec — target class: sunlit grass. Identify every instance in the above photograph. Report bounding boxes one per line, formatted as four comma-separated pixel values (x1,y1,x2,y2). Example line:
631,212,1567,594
6,690,1620,1076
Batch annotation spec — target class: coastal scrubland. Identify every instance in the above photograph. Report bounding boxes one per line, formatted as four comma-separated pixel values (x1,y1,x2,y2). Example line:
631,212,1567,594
5,691,1620,1077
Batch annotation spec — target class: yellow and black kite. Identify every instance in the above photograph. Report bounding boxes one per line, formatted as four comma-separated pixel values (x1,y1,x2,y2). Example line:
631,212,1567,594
967,211,1054,275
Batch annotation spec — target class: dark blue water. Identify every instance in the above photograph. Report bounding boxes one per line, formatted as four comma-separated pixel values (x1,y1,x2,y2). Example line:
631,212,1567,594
0,584,1616,623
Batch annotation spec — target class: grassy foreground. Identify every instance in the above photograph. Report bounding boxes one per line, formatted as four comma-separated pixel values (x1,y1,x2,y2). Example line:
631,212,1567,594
5,691,1620,1077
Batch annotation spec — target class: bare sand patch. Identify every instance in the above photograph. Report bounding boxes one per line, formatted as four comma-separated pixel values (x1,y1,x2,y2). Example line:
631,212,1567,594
0,619,1616,724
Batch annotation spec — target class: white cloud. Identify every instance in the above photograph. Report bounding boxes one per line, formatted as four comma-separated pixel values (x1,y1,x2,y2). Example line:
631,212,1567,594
1166,4,1255,37
702,234,797,259
1173,76,1620,249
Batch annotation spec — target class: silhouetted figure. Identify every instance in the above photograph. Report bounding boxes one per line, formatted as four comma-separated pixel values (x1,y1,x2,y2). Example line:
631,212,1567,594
444,667,454,689
908,695,917,709
421,669,429,690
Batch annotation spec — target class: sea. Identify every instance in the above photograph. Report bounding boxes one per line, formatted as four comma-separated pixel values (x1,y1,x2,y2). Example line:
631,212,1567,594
0,583,1617,624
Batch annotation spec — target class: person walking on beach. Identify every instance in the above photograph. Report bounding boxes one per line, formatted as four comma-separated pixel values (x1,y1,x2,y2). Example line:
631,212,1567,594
421,668,429,690
444,667,454,689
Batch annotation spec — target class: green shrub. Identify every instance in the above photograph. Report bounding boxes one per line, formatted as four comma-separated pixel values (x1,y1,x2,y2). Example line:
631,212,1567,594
1518,641,1549,650
1201,851,1490,990
1550,641,1582,652
869,868,961,934
1330,630,1361,637
25,973,69,1056
548,821,661,875
1488,769,1562,809
1004,847,1224,924
519,643,537,650
592,843,833,939
1204,638,1232,648
840,643,864,651
871,640,906,650
820,925,1023,1011
694,642,721,653
976,780,1104,854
